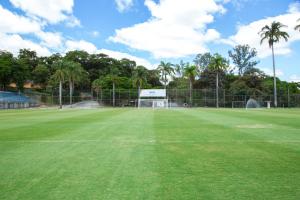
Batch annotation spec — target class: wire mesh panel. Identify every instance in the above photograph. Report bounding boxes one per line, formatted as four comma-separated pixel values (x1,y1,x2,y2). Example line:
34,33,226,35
138,99,168,108
1,89,296,109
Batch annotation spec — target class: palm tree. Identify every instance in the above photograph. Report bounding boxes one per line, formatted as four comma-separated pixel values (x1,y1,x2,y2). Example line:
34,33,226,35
132,65,148,97
209,54,229,108
92,78,104,102
295,18,300,31
106,66,120,107
52,60,67,109
184,65,198,106
260,21,289,107
65,61,84,106
157,61,175,89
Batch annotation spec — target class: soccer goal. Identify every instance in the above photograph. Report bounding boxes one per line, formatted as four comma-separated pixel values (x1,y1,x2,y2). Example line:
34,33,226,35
138,89,168,108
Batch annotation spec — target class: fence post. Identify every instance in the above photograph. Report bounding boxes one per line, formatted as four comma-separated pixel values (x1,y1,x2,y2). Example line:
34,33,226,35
223,89,226,108
288,87,290,108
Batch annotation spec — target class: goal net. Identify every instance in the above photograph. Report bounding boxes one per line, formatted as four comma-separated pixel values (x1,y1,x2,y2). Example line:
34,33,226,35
138,89,168,108
138,99,169,108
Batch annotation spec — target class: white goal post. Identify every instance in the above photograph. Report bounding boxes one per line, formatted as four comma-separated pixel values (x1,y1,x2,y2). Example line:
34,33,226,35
138,89,169,108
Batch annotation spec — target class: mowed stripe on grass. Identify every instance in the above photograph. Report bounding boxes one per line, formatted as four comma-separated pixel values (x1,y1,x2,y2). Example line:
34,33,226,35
0,108,300,200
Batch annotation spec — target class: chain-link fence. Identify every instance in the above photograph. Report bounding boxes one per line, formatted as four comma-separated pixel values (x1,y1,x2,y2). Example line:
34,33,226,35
19,89,300,108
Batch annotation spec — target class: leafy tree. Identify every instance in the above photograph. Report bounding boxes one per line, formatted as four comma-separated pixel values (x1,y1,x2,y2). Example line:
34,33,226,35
39,53,62,74
0,51,13,90
119,58,136,77
65,50,89,67
194,53,213,70
157,61,175,89
184,65,198,105
229,79,250,95
260,21,289,107
18,49,38,73
12,58,30,92
146,69,161,87
32,64,50,87
174,60,189,78
229,68,266,96
209,54,229,108
228,45,259,76
132,65,148,96
52,60,67,109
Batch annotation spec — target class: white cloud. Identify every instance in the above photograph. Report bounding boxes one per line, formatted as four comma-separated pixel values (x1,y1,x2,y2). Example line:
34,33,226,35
115,0,134,12
110,0,226,58
36,32,64,49
0,5,66,52
223,2,300,58
98,49,155,69
65,15,81,27
65,40,98,54
289,74,300,82
0,33,51,56
9,0,80,26
0,5,42,34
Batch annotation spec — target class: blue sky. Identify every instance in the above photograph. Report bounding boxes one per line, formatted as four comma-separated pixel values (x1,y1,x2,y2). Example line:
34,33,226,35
0,0,300,82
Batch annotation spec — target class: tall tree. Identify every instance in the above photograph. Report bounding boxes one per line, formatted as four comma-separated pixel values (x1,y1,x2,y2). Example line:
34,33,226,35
174,60,189,78
105,66,120,107
209,54,229,108
92,78,104,101
260,21,289,107
12,58,30,93
132,65,148,97
32,64,50,87
0,51,13,90
194,53,213,70
18,49,38,73
52,60,67,109
157,61,174,89
65,61,85,106
184,65,198,106
119,58,136,77
228,45,259,76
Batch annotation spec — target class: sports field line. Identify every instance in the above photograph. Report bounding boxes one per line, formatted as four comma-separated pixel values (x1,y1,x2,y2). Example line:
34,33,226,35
1,140,299,144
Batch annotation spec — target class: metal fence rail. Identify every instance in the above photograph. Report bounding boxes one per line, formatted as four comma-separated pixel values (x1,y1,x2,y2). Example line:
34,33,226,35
16,89,300,108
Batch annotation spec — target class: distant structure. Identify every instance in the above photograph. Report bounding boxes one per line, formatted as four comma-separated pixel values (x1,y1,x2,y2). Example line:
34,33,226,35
138,89,168,108
0,91,38,109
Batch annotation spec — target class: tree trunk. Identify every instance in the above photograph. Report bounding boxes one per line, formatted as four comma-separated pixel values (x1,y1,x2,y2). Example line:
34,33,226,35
59,80,62,109
113,82,115,107
100,89,103,103
189,78,192,106
138,85,141,98
69,81,73,107
272,45,277,107
164,74,167,89
216,72,219,108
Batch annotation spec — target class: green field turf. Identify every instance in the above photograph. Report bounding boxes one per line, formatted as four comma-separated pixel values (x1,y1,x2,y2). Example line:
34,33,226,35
0,108,300,200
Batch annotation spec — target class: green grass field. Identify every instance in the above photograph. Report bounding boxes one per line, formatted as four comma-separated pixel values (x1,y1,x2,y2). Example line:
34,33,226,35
0,108,300,200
